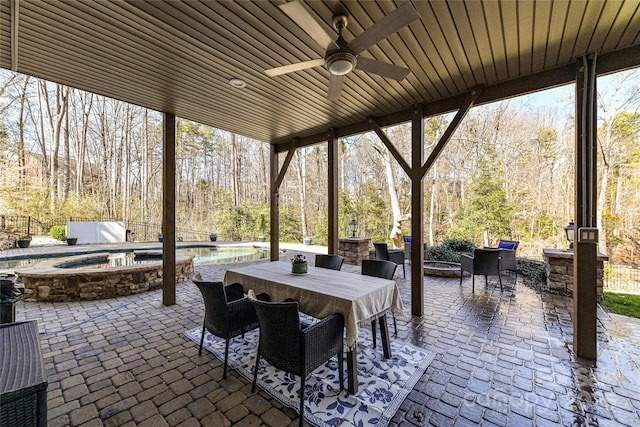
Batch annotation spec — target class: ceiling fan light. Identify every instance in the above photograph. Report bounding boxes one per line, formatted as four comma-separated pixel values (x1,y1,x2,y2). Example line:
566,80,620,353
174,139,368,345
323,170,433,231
326,52,356,75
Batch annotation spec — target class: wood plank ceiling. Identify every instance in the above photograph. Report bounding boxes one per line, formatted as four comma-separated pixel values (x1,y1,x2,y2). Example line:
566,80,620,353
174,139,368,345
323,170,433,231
1,0,639,149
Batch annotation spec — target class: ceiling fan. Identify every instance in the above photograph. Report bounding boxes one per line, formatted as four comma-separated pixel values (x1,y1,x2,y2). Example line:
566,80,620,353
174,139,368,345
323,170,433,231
265,1,421,100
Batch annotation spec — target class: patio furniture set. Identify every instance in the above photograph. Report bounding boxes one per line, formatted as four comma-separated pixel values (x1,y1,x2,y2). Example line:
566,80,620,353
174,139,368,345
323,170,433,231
194,254,402,426
188,239,518,425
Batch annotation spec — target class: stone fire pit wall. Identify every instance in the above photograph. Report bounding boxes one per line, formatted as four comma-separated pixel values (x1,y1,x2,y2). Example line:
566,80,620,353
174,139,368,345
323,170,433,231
542,248,608,298
17,252,194,302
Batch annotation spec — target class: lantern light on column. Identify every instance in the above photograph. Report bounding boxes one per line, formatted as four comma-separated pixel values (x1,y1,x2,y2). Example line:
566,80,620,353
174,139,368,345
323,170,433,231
349,219,358,238
564,221,575,250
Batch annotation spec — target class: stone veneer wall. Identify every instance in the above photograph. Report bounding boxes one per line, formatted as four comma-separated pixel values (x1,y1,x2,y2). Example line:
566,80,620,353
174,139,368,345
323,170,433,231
338,238,371,265
0,231,17,250
19,253,194,302
543,249,606,298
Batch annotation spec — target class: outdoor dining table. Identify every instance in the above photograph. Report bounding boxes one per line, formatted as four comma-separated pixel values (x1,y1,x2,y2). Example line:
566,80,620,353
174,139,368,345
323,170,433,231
223,261,403,394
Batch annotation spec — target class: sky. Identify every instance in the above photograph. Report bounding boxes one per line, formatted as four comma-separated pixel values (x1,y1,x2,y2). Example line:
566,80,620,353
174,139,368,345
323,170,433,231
514,69,640,112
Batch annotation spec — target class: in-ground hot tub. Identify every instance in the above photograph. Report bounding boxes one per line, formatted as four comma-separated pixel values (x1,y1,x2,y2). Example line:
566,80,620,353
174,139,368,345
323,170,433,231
15,251,194,302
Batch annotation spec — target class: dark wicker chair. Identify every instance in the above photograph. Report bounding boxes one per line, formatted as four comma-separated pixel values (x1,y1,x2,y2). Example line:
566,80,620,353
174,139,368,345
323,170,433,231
487,239,519,279
361,259,398,346
373,242,406,278
314,254,344,271
250,300,344,427
459,248,503,292
193,280,270,379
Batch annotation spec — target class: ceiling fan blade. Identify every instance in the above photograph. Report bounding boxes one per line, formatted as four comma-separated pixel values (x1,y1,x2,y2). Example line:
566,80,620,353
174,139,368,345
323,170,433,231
348,3,420,55
265,58,325,77
355,57,410,81
327,74,344,101
279,1,339,51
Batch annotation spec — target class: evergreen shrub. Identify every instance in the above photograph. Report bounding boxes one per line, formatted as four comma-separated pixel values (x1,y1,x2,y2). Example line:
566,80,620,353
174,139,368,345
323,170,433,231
442,239,476,254
425,246,459,262
425,238,476,263
50,225,66,241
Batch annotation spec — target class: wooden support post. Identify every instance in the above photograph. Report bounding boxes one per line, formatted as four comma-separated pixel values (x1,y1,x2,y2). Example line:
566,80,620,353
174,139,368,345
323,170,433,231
328,130,339,254
162,112,176,306
573,54,598,360
269,145,280,261
410,106,424,316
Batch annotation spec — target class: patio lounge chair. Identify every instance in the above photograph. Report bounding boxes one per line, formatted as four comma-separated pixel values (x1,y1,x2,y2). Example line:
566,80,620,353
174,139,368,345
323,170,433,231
459,248,503,292
250,299,344,427
373,242,406,278
314,254,344,271
193,279,270,378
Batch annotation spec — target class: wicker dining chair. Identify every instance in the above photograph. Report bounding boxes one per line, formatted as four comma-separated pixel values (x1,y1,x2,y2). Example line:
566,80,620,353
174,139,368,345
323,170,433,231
314,254,345,271
361,259,398,347
193,280,269,379
373,242,406,278
459,248,503,292
250,300,344,427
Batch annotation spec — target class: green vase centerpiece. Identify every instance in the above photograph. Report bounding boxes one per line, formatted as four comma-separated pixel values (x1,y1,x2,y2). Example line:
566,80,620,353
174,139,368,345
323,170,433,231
291,254,308,274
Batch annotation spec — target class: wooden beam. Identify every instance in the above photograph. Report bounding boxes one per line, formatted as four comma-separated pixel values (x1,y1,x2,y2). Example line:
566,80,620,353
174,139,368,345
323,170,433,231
573,54,598,360
328,130,339,254
273,95,467,151
420,88,482,178
410,105,424,316
162,112,176,306
369,117,411,176
274,144,296,190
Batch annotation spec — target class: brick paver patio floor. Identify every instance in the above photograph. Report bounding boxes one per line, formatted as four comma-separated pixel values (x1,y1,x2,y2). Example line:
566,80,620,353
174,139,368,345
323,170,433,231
12,254,640,426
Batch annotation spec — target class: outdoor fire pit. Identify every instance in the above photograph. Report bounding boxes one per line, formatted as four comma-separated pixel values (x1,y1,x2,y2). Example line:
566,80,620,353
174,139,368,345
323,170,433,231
424,261,469,278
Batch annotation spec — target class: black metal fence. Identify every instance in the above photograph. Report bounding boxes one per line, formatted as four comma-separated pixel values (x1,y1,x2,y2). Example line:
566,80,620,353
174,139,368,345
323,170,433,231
0,215,214,243
604,263,640,294
0,216,54,237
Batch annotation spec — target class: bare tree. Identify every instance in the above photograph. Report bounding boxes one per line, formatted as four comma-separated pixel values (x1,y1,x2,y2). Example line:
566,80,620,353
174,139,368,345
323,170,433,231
597,70,640,254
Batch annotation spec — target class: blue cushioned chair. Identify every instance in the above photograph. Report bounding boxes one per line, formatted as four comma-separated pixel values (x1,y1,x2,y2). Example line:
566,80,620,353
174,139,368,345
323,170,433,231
491,239,519,279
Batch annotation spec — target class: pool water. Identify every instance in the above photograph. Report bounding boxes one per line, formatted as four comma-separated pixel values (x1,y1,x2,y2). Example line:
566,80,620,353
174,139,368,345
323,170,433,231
0,245,270,274
183,246,270,264
56,253,161,269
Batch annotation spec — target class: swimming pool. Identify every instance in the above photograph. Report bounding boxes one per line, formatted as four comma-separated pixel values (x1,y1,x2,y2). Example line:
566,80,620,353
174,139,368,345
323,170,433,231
0,245,270,274
6,244,272,302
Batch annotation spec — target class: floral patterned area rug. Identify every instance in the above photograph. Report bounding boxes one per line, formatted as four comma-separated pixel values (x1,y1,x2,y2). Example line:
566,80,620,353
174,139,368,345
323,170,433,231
184,321,434,427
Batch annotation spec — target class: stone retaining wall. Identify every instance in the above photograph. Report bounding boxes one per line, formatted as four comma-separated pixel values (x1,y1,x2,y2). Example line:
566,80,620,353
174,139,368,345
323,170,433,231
17,252,194,302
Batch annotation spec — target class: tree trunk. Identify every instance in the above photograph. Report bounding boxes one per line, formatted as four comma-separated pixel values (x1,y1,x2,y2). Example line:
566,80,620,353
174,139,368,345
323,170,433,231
63,90,71,200
17,76,29,187
597,162,609,255
75,92,93,201
231,133,239,205
295,149,308,238
428,165,437,247
377,145,403,248
39,81,69,214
